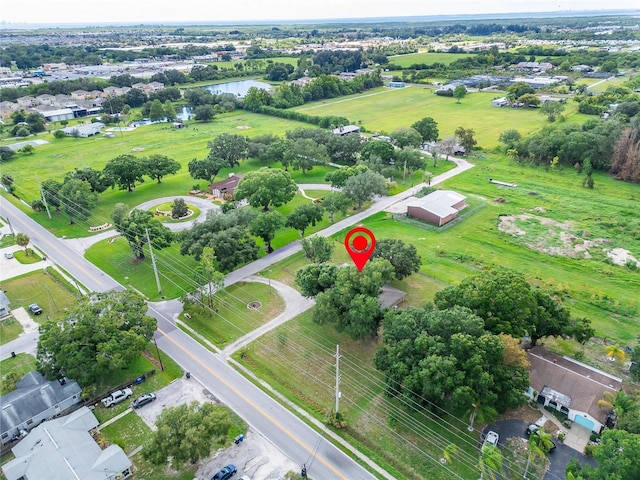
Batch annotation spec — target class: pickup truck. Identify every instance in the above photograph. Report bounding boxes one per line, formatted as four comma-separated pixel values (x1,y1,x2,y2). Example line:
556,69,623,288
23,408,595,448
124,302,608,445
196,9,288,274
101,388,133,407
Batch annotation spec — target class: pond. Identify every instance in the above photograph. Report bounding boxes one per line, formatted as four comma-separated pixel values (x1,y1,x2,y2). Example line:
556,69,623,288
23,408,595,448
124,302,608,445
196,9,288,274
203,79,272,97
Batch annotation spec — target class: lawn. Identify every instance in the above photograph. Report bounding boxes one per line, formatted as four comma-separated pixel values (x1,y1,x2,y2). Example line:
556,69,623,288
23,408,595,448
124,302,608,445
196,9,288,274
0,269,80,322
388,52,477,67
0,353,37,395
0,317,23,345
180,281,284,349
237,310,482,480
293,86,587,149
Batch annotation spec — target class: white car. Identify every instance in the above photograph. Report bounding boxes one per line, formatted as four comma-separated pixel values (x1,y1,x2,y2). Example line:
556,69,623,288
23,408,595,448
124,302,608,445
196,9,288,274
483,430,499,449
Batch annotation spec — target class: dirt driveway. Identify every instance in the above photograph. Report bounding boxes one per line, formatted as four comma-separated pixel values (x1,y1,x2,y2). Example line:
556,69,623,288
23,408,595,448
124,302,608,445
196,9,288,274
134,378,298,480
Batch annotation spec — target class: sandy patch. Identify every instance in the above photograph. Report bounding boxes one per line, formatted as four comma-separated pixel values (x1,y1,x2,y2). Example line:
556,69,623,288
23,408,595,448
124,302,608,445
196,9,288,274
131,147,145,152
236,125,251,130
498,214,610,259
606,247,640,267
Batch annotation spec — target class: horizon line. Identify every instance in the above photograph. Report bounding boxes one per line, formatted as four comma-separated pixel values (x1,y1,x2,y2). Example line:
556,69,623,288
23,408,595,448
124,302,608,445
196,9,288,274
1,8,639,28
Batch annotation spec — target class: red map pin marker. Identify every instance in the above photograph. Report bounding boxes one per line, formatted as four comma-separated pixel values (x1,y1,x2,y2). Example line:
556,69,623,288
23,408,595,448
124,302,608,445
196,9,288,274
344,227,376,272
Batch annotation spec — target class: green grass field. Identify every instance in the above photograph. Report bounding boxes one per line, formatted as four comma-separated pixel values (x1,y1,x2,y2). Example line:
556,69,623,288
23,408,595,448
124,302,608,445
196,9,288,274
293,86,587,148
388,52,476,67
0,353,37,395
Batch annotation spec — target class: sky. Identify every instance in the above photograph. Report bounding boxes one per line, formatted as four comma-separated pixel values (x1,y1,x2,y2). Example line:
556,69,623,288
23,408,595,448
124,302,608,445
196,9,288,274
0,0,636,25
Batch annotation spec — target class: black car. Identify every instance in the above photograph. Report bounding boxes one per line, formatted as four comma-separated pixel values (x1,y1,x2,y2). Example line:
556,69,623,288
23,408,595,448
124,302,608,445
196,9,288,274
131,392,156,409
28,303,43,315
211,464,237,480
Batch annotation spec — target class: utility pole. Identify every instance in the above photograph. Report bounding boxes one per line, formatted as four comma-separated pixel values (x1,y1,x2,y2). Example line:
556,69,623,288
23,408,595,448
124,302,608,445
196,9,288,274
6,218,15,236
335,344,341,414
145,228,162,294
35,174,51,219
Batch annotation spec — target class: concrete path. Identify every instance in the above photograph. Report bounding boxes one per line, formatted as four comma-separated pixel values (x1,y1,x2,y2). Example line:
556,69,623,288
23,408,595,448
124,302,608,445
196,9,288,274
221,276,316,356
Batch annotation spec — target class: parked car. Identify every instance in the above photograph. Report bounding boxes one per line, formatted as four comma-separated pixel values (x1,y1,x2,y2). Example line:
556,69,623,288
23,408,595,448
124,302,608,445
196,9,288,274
4,252,14,259
131,392,156,409
526,425,557,452
211,464,237,480
28,303,42,315
101,387,133,407
483,430,499,448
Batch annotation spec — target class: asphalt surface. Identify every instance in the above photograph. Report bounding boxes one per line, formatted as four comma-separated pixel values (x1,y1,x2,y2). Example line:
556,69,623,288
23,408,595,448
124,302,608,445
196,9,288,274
482,420,598,480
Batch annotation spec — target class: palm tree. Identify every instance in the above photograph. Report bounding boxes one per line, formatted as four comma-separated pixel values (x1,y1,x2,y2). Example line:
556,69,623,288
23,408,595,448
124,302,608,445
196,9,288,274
466,400,498,432
524,428,553,478
441,443,458,464
506,148,519,162
598,390,633,415
479,444,503,480
605,344,626,362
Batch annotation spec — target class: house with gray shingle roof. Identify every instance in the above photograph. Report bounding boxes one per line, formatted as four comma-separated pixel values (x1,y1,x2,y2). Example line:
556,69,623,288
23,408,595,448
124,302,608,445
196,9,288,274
0,371,82,445
2,406,132,480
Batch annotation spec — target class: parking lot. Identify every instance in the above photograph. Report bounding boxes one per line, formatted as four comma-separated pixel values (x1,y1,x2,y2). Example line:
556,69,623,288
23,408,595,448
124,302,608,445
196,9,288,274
133,377,298,480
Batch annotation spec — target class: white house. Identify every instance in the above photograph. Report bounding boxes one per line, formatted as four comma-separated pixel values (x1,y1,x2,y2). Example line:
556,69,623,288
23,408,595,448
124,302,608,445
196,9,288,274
526,346,623,433
2,407,132,480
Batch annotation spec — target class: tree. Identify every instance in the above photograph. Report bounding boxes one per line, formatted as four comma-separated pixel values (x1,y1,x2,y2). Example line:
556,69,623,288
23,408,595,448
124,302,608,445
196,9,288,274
59,178,98,225
343,170,387,209
148,99,165,121
360,140,395,164
143,402,237,468
171,198,188,219
1,173,14,194
103,154,146,192
207,133,249,169
112,208,173,260
188,156,228,184
411,117,439,142
197,247,225,309
499,129,522,149
64,167,108,193
321,191,351,222
518,93,540,107
598,390,633,416
370,238,421,280
374,305,529,413
286,203,324,237
144,154,181,183
581,157,595,189
540,101,565,122
0,146,16,162
301,236,334,263
313,259,394,339
285,138,329,174
479,445,503,480
466,400,497,432
234,167,298,211
324,165,366,188
605,344,626,362
453,85,467,103
396,148,427,176
37,290,157,386
163,100,176,121
390,127,423,149
250,211,284,253
41,179,63,211
295,262,339,297
16,232,30,254
455,126,477,155
194,104,215,122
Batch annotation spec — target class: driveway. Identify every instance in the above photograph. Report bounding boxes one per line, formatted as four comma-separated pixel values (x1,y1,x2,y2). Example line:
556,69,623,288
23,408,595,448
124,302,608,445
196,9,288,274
482,420,597,480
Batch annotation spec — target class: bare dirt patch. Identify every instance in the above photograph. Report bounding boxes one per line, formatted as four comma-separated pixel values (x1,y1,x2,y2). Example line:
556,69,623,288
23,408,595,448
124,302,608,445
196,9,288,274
131,147,145,152
497,213,610,259
606,247,640,267
236,125,251,130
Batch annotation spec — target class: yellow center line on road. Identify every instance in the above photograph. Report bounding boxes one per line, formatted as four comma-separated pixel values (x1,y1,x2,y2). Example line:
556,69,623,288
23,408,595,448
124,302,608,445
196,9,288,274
157,326,349,480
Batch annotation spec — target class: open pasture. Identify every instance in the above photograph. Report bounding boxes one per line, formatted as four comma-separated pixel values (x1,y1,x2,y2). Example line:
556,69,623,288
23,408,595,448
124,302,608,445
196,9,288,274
388,51,476,67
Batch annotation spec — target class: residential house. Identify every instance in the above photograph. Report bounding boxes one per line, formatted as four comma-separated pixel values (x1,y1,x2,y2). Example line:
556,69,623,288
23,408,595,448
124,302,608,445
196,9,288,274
0,371,82,445
331,125,360,136
209,173,244,199
103,86,123,97
42,108,75,123
148,81,165,92
36,94,56,106
406,190,467,226
0,290,10,317
526,346,623,433
0,101,19,120
61,122,104,138
71,90,90,101
16,96,38,109
2,406,132,480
